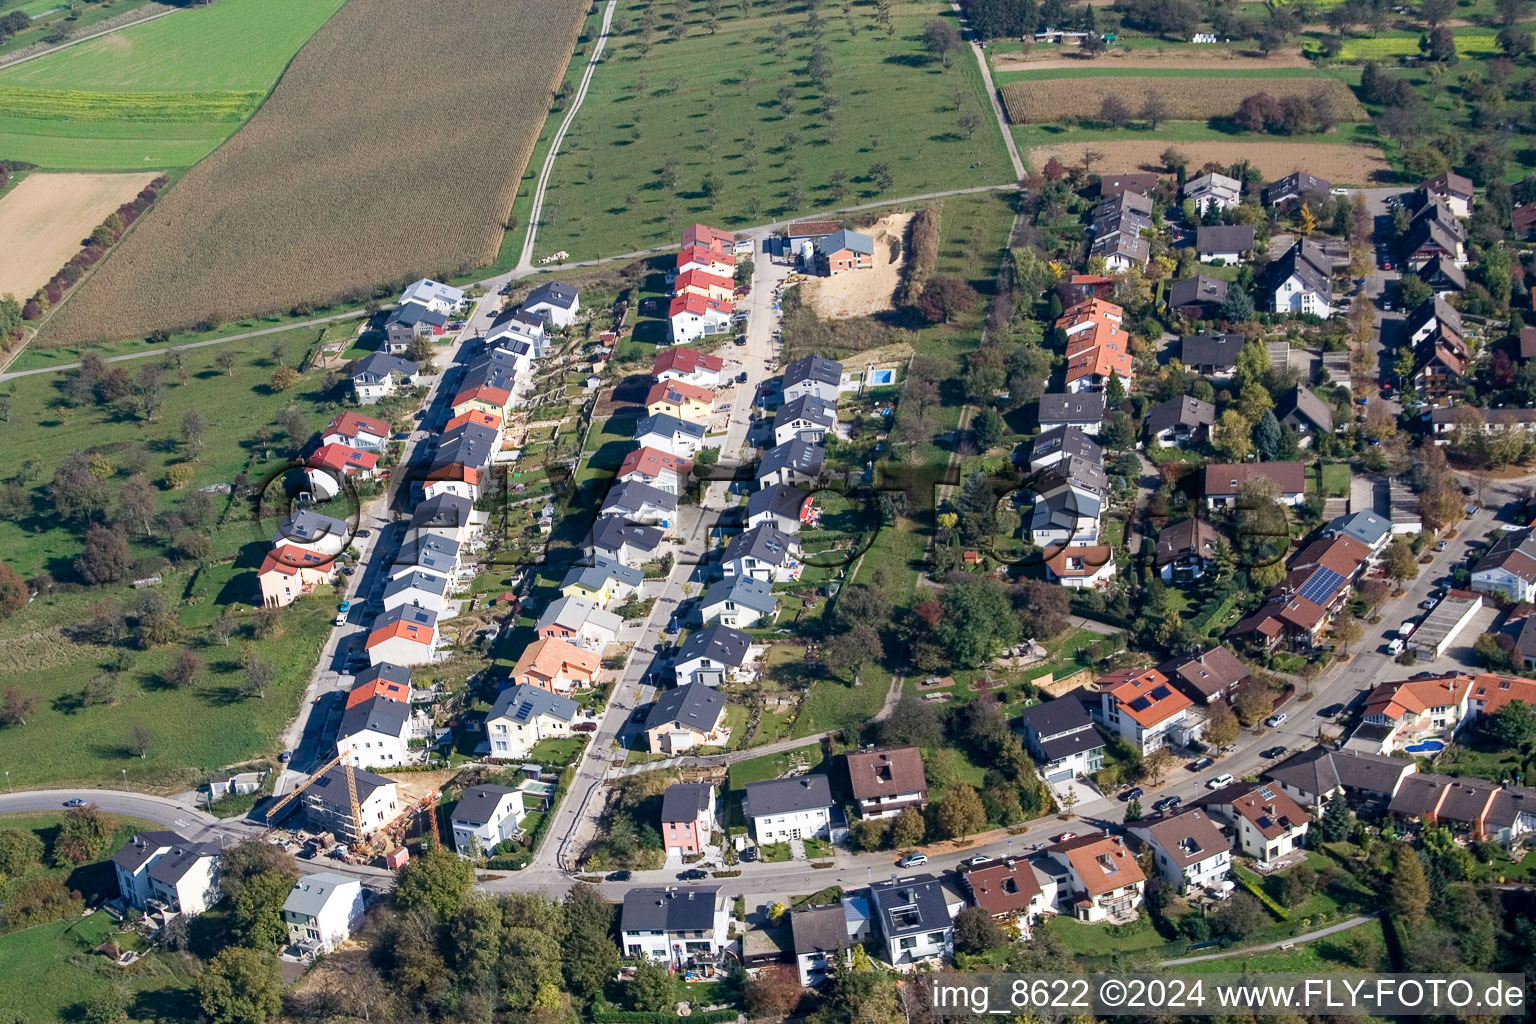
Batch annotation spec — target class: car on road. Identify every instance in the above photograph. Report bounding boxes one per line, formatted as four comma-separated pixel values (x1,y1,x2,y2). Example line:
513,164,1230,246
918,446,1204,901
1386,637,1405,656
1119,786,1144,802
605,870,631,881
1053,832,1078,843
338,600,351,613
1188,756,1214,772
678,868,709,881
1420,598,1438,610
965,854,991,866
1265,712,1287,728
1261,745,1287,759
1207,773,1235,790
1435,540,1448,552
1152,796,1181,813
64,798,86,807
1319,703,1345,718
897,853,928,868
737,372,748,384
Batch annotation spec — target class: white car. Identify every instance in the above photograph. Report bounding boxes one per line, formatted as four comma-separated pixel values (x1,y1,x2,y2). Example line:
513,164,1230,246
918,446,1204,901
1265,712,1287,728
897,853,928,868
965,854,991,867
1207,774,1235,790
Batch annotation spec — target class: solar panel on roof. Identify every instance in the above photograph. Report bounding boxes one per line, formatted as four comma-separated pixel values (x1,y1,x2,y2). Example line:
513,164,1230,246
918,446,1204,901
1150,686,1171,700
1296,567,1343,605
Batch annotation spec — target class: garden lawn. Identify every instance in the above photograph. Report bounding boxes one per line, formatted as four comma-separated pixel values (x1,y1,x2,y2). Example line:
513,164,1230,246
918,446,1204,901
1180,917,1386,974
1045,916,1170,955
528,0,1014,261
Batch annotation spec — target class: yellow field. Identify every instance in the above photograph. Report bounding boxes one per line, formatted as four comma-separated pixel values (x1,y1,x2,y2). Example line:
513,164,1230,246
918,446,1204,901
1000,76,1365,124
0,172,157,298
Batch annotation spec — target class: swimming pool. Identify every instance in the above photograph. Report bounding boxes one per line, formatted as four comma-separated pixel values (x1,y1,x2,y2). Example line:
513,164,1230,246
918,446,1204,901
870,368,894,385
1404,739,1446,754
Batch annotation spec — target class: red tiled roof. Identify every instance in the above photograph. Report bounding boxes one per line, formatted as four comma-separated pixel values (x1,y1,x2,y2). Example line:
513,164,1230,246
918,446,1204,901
677,244,735,268
1099,667,1192,728
668,293,733,318
1057,299,1132,386
681,224,735,252
308,443,378,474
653,347,724,378
964,858,1043,917
646,379,714,407
452,384,512,408
619,445,695,480
259,544,330,577
367,619,434,648
347,678,411,708
674,268,734,294
445,409,502,434
324,410,390,440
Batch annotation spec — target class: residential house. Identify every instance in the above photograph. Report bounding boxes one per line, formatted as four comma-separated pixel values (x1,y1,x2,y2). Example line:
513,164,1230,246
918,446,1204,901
1179,332,1243,376
1388,772,1504,838
348,663,411,707
450,784,526,857
1202,462,1307,510
1097,172,1159,199
661,783,717,856
1355,673,1473,753
599,480,678,526
644,683,729,753
1270,239,1334,318
668,293,733,344
653,347,725,389
618,446,694,495
1428,405,1536,444
722,525,803,582
674,268,735,304
510,637,600,693
1057,298,1132,393
677,244,735,277
868,874,963,966
1324,509,1393,560
620,886,729,964
1274,386,1335,446
1515,616,1536,671
382,302,446,353
450,382,513,419
1230,534,1372,652
306,443,377,498
1200,783,1310,868
522,281,580,327
646,379,715,424
485,308,546,357
381,569,447,616
1471,528,1536,603
743,776,834,842
756,439,825,489
1407,296,1464,348
1059,272,1116,305
1404,197,1468,269
366,605,437,666
113,832,221,916
1039,832,1146,923
1419,254,1467,296
746,483,810,533
336,694,413,769
1195,225,1255,264
1131,809,1231,894
282,872,365,953
1412,333,1471,402
791,906,852,987
673,624,760,687
303,765,398,843
389,532,460,582
773,395,837,445
1263,745,1416,810
682,223,738,252
400,278,466,315
1184,172,1242,213
410,493,477,545
1144,395,1215,448
1017,690,1105,783
1044,544,1117,587
816,228,876,275
484,683,579,760
1465,671,1536,720
1029,486,1103,549
634,413,708,458
1090,191,1152,258
846,746,928,819
1096,668,1195,754
1027,425,1103,472
275,509,350,558
1523,326,1536,363
257,545,335,607
1167,276,1229,321
1262,171,1330,209
1161,646,1250,706
699,575,778,629
322,410,391,451
444,408,502,438
1038,392,1106,435
783,354,844,405
350,353,418,404
590,517,664,566
559,557,644,608
962,857,1050,936
1513,202,1536,240
1154,517,1221,583
1418,172,1475,218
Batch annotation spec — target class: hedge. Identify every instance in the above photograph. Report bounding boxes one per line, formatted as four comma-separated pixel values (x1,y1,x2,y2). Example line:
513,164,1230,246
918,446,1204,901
1232,865,1290,920
593,1012,738,1024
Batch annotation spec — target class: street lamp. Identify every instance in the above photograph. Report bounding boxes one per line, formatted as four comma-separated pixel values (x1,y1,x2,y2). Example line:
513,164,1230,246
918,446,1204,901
121,769,127,790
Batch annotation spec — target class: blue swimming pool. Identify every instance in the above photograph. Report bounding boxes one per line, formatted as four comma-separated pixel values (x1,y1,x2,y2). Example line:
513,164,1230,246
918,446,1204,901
870,368,894,385
1404,739,1446,754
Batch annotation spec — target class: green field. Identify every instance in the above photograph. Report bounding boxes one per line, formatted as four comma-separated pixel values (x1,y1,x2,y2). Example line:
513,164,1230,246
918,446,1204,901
1311,29,1502,61
990,64,1331,85
527,0,1015,262
0,0,348,169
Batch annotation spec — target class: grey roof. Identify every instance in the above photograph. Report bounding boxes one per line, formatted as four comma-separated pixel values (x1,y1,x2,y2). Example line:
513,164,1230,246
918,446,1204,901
622,886,721,933
677,623,754,668
1031,488,1102,531
1029,425,1102,466
386,303,447,328
1038,392,1105,426
792,905,849,955
339,694,410,741
1488,784,1536,830
661,782,714,823
1091,190,1153,228
1144,395,1215,435
560,556,644,591
1272,239,1332,297
1420,254,1467,291
489,307,545,336
283,872,358,917
1018,689,1098,740
145,840,221,886
701,575,778,616
723,524,799,567
410,493,474,532
1195,225,1255,255
1089,231,1150,265
1516,614,1536,664
451,784,522,826
280,509,350,545
308,764,394,810
869,874,953,937
1168,276,1229,312
354,663,411,689
758,439,825,481
113,831,190,872
748,483,808,523
1326,510,1391,550
384,569,447,600
536,595,623,637
774,394,837,430
785,355,844,393
352,353,418,380
1275,386,1334,432
1263,172,1331,205
816,229,874,257
372,603,438,634
635,412,706,444
645,682,727,734
1040,454,1108,496
1040,728,1107,761
1407,296,1464,340
1264,746,1413,799
742,775,834,818
600,479,678,517
1180,332,1244,369
394,533,459,575
525,280,579,311
488,682,578,726
590,516,664,557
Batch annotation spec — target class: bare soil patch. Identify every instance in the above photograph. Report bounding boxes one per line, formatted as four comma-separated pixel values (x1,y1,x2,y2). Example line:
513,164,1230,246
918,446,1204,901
1030,139,1392,185
991,47,1311,72
1001,76,1364,124
0,171,157,298
801,212,912,321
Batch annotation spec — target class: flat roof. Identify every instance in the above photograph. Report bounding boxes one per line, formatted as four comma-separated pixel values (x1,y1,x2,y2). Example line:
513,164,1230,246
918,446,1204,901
1408,591,1483,650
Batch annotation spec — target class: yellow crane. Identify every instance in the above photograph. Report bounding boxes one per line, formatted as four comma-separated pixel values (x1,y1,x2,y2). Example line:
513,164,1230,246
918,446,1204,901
265,753,362,843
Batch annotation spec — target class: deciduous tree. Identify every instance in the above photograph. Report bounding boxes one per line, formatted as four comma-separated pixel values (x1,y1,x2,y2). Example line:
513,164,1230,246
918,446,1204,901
936,783,987,839
198,946,283,1024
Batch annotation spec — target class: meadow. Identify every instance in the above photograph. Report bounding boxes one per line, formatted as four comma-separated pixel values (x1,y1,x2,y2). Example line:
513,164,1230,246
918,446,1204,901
999,74,1364,124
40,0,587,346
1309,28,1502,61
524,0,1016,263
0,0,349,170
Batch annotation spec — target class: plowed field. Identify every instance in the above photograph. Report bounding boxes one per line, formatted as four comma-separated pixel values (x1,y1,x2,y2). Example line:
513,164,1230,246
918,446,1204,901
1000,75,1364,124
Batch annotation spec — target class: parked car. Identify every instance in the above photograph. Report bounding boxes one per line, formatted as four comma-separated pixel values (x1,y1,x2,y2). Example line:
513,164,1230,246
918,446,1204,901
1053,832,1078,843
1420,598,1438,610
606,870,631,882
1265,712,1287,728
279,751,292,763
1261,745,1287,759
965,854,991,867
334,613,348,626
1119,786,1144,802
338,600,351,613
1386,637,1405,656
740,846,758,862
1319,703,1345,718
737,372,748,384
1207,773,1235,790
1435,540,1448,552
677,868,709,881
1188,756,1214,772
734,336,747,346
573,722,598,732
896,853,928,868
1152,796,1181,813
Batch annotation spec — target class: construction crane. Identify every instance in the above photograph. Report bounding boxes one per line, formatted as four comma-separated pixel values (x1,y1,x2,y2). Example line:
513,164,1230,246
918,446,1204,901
265,753,362,843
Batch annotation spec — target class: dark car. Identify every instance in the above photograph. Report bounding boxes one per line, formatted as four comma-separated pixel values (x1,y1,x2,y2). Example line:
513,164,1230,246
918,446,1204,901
1261,745,1288,759
605,870,631,882
740,846,759,862
677,868,709,881
1152,795,1181,813
1188,756,1214,772
734,336,747,346
1119,786,1144,802
737,372,748,384
1318,703,1345,718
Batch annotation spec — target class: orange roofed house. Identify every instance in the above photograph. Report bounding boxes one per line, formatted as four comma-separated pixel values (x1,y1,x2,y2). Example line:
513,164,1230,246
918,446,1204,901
676,244,735,278
257,545,336,608
365,606,437,667
510,637,600,693
444,408,502,435
667,293,733,345
674,268,735,304
1056,299,1133,394
1095,667,1195,754
1040,832,1146,923
618,446,694,495
321,410,391,451
646,378,715,424
346,663,412,708
682,223,737,254
1350,672,1476,753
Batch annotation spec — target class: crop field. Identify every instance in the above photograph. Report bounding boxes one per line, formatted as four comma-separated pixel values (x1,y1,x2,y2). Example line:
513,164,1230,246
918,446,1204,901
40,0,586,346
0,0,348,170
1317,30,1501,61
999,75,1365,124
1027,137,1391,184
523,0,1014,262
0,171,155,296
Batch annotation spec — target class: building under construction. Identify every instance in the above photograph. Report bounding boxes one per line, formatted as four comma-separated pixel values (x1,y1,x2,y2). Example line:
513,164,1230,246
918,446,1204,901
266,756,441,858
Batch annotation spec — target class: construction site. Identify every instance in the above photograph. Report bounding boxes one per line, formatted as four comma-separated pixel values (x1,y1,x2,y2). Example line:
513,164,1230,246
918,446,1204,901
264,755,453,866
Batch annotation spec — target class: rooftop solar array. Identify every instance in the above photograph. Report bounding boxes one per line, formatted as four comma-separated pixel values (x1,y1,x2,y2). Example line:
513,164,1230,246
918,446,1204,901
1296,566,1343,605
